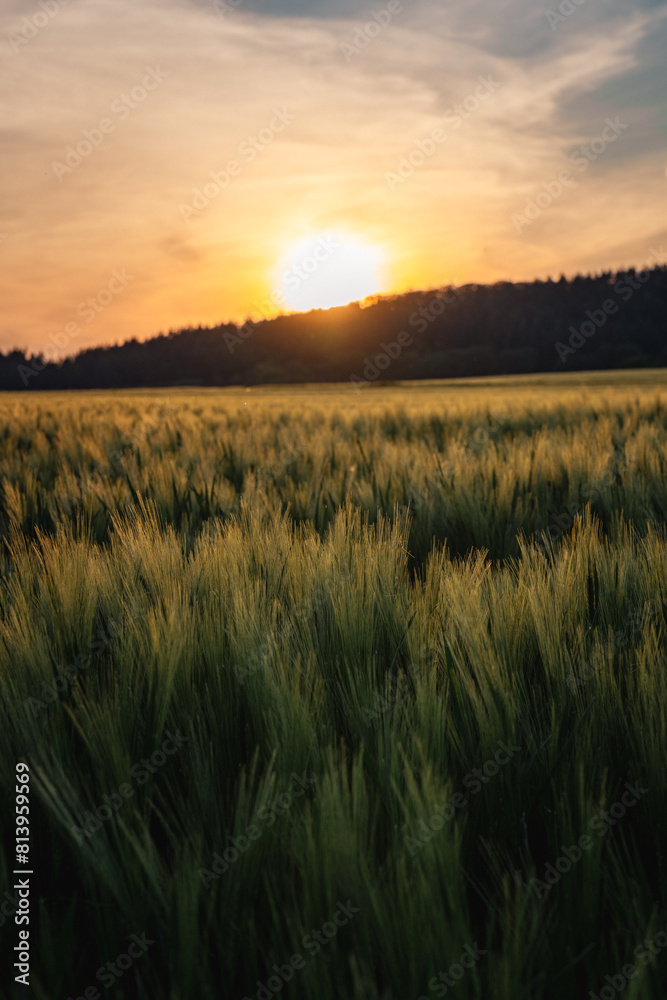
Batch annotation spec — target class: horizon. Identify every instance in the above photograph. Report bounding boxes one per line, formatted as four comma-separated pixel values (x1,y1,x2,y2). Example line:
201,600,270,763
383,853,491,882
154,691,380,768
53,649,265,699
2,0,667,358
8,260,666,364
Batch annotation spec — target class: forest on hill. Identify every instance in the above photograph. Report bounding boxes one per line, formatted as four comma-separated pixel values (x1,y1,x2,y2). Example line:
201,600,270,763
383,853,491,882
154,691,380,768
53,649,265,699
6,264,667,389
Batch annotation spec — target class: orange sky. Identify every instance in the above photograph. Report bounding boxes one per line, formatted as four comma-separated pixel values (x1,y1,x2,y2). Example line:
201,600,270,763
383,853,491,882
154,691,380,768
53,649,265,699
2,0,667,357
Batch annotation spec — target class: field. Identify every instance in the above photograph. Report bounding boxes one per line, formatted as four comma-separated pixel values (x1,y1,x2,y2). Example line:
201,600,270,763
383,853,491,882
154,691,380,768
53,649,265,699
2,370,667,1000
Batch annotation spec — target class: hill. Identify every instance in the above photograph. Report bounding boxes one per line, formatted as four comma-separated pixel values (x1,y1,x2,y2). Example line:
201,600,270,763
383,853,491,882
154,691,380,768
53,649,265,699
8,264,667,389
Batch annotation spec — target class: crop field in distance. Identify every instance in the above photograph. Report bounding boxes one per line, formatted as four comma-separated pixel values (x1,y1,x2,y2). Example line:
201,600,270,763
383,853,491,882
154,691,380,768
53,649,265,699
2,368,667,1000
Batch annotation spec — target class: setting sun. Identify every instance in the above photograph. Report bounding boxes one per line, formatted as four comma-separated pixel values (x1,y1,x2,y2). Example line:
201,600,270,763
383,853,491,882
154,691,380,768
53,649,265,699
273,232,385,313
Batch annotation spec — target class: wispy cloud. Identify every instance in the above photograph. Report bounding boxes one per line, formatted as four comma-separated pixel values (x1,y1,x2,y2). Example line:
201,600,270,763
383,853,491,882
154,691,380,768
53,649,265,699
1,0,665,352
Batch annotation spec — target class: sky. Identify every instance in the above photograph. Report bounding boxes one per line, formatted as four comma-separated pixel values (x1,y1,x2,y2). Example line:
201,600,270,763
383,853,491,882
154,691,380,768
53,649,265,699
1,0,666,357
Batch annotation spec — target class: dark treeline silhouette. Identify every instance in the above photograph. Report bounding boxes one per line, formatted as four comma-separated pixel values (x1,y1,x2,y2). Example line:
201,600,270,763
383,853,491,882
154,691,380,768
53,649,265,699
6,265,667,389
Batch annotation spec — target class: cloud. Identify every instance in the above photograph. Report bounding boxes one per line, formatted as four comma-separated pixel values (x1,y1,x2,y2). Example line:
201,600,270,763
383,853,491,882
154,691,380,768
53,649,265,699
0,0,665,352
187,0,365,18
412,0,667,60
158,235,208,263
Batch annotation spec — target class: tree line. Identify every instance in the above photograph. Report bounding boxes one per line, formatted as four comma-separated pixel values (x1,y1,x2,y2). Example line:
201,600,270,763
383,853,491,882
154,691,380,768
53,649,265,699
6,265,667,390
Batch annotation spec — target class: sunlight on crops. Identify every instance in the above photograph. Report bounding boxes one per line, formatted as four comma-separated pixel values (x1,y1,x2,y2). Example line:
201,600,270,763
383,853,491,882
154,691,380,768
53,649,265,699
1,371,667,999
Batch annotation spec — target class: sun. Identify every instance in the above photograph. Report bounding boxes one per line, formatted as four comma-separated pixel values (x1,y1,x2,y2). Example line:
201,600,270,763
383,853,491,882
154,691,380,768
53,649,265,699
273,232,385,312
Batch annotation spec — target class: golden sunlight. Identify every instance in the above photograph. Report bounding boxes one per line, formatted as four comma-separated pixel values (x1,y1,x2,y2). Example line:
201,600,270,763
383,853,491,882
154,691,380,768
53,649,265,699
273,232,386,312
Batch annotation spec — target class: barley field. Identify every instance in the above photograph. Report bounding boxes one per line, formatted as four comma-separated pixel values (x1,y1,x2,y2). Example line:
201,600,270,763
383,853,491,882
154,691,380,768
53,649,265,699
2,370,667,1000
